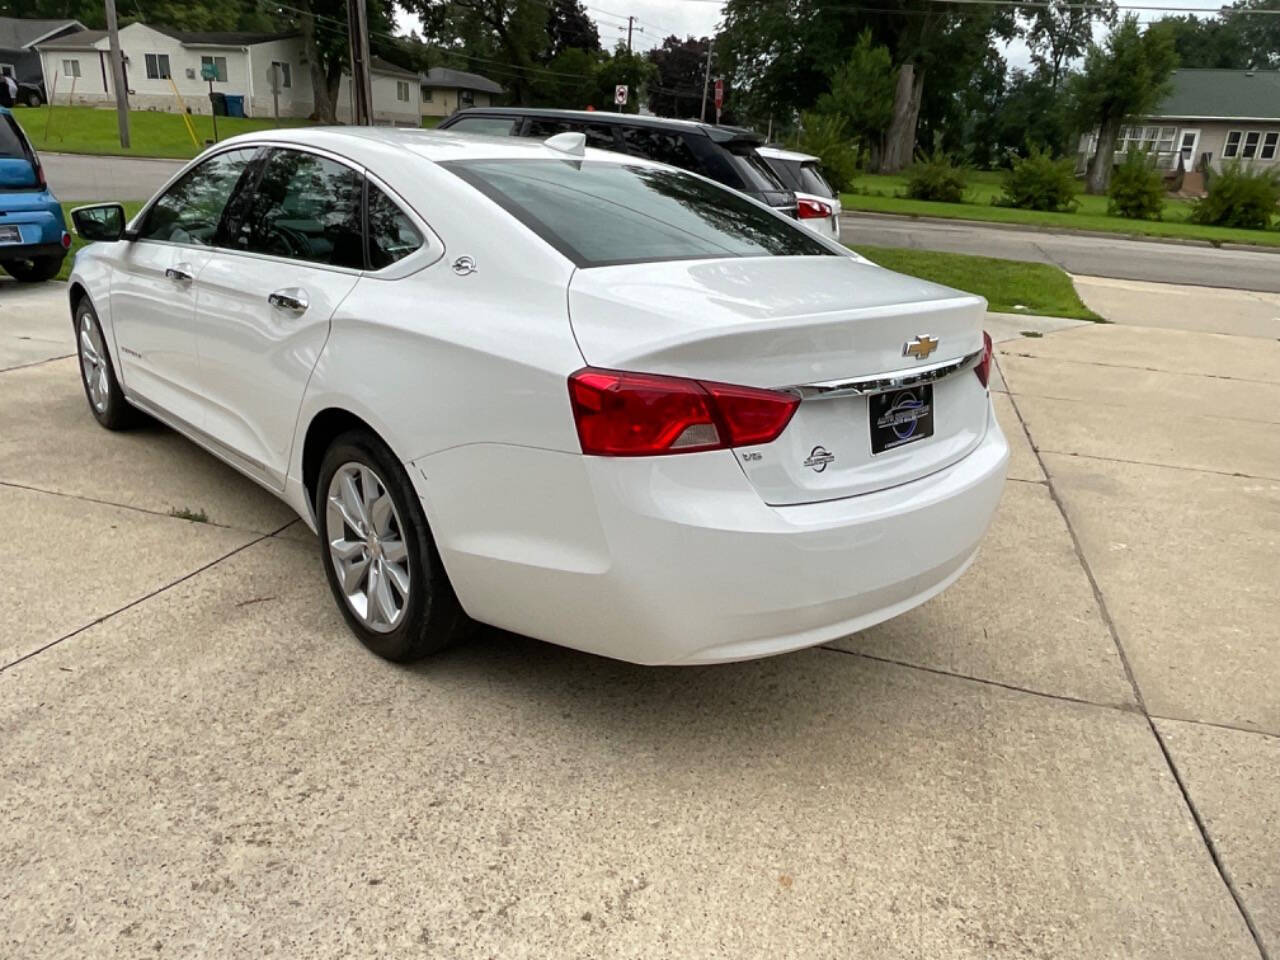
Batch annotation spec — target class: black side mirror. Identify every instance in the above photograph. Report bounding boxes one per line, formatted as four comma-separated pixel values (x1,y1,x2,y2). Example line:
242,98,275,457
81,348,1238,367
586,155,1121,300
71,203,130,242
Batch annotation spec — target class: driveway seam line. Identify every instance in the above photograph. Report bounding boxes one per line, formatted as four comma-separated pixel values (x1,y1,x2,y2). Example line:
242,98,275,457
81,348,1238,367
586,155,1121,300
0,479,280,537
1002,389,1280,428
820,646,1136,714
0,353,75,375
1150,714,1280,743
0,525,289,676
1027,451,1278,483
1004,370,1273,960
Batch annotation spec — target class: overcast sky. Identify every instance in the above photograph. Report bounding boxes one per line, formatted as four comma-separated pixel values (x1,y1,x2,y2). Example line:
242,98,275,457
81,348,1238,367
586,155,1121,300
397,0,1228,71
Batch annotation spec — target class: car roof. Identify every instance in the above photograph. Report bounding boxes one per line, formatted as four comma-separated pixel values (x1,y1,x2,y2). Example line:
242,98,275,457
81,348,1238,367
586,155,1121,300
212,125,669,168
757,145,820,163
445,107,764,144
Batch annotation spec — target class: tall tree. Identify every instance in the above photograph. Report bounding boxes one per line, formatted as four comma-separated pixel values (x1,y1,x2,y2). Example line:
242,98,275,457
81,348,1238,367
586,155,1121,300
1156,14,1250,69
593,45,657,113
546,0,600,58
815,30,895,167
406,0,551,104
1070,15,1178,194
647,36,710,119
1019,0,1117,88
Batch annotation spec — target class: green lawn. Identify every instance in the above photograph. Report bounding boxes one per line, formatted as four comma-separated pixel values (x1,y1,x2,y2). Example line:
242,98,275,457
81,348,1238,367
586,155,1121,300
844,170,1280,248
56,201,143,281
21,105,309,159
851,243,1103,321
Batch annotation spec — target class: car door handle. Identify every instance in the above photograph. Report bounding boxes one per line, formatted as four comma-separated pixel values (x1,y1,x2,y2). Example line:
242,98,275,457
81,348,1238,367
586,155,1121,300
165,264,193,283
268,288,309,313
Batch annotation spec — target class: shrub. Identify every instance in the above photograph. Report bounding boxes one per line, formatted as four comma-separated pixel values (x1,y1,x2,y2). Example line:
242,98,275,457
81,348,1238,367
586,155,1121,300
1107,149,1166,220
791,111,859,193
1000,146,1079,212
1190,161,1280,230
905,148,968,203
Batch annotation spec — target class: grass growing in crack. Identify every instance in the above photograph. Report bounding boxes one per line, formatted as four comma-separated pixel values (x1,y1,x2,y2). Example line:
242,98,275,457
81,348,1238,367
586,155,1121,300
169,507,209,523
1020,330,1045,338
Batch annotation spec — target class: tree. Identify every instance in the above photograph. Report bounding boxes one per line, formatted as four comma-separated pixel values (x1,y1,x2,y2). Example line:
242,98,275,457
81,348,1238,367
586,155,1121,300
1070,16,1178,194
1019,0,1117,88
1228,0,1280,68
647,36,710,119
546,0,600,58
1157,14,1250,68
593,45,657,113
815,31,895,167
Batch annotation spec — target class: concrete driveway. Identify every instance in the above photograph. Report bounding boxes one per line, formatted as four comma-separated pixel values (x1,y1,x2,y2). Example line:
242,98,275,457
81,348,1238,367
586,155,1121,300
2,276,1277,958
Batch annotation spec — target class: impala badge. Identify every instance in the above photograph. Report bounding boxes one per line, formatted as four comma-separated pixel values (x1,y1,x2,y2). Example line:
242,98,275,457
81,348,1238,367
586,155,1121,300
903,335,939,360
452,256,476,276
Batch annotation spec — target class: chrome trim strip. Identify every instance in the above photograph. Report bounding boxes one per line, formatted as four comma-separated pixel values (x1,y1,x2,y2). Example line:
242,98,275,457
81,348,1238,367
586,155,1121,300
780,348,984,401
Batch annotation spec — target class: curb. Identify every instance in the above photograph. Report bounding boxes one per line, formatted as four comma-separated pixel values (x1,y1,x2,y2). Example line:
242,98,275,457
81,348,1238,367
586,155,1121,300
40,152,187,164
839,209,1280,257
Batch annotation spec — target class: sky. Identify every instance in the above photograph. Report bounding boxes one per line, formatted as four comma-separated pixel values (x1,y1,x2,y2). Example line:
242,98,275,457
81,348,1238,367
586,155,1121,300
397,0,1230,70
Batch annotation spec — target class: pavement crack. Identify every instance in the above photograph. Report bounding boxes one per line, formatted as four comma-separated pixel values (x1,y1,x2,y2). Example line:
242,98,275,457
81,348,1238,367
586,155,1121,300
999,351,1279,385
0,352,75,374
1004,378,1273,960
1026,450,1279,483
0,522,293,676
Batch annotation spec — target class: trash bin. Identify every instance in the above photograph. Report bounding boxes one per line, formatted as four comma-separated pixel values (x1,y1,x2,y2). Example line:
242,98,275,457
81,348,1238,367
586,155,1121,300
225,95,245,118
210,92,228,116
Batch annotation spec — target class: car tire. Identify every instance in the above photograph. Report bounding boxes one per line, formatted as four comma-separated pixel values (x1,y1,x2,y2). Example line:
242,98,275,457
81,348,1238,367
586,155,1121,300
74,297,137,430
316,429,470,662
4,255,63,283
24,90,43,108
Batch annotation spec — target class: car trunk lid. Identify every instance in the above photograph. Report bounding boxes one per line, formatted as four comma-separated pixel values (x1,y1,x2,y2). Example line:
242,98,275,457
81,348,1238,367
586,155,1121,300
567,255,990,504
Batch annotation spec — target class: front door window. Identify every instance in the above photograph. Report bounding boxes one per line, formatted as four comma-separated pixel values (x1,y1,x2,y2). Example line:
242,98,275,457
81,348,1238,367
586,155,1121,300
137,148,259,246
1179,130,1200,167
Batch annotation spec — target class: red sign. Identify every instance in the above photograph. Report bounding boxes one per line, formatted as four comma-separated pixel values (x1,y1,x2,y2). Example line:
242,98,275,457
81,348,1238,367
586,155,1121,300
713,77,724,110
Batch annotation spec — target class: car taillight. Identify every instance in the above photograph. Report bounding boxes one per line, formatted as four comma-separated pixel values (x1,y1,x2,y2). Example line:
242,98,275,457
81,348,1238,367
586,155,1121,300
60,231,71,250
34,161,46,188
796,197,833,219
568,367,799,457
974,331,994,388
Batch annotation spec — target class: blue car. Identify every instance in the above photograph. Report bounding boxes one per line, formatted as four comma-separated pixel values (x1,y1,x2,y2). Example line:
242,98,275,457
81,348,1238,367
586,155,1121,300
0,106,69,282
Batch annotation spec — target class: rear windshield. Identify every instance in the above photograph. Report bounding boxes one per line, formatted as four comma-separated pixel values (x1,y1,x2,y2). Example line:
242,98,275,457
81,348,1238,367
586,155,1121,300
767,158,835,199
0,116,31,160
725,145,787,193
442,159,832,268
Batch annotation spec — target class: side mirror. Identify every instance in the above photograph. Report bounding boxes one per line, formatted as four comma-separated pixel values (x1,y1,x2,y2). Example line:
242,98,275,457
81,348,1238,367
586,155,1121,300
71,203,131,242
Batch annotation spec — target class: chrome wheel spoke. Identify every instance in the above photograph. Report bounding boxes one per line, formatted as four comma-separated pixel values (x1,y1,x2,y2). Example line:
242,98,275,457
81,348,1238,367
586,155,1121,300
325,461,410,634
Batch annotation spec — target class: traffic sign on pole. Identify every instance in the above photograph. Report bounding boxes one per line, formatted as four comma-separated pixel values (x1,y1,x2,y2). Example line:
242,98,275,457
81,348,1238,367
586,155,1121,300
614,85,628,106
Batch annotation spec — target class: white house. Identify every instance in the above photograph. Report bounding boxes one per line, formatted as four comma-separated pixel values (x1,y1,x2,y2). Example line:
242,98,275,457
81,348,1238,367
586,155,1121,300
35,22,420,123
420,67,504,120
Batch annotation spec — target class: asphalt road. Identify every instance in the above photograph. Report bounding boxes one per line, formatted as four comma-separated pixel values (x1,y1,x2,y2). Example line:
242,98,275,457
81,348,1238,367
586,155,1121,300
845,212,1280,293
43,152,184,203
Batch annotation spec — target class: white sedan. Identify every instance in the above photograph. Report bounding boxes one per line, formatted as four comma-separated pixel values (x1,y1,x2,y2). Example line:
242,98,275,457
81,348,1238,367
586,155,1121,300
68,127,1007,665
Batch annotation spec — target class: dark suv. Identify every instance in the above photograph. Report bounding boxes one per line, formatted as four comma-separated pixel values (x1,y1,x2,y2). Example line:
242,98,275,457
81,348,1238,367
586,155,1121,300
436,108,797,216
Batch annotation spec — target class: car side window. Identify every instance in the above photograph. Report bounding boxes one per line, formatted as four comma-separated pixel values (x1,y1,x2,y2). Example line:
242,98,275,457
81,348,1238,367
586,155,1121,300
525,118,617,150
617,127,699,173
366,183,423,270
138,148,257,246
233,148,364,269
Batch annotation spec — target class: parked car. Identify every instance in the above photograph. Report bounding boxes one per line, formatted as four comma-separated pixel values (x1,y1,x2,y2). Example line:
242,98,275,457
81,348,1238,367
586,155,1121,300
758,145,843,240
68,127,1007,666
15,81,47,108
437,107,799,218
0,106,70,282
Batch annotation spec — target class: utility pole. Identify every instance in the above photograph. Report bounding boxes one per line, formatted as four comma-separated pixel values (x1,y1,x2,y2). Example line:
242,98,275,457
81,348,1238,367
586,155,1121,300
700,44,713,123
346,0,373,125
619,16,644,54
104,0,130,148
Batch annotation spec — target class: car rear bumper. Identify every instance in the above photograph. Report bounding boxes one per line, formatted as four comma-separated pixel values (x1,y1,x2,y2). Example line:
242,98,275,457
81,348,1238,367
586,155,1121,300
412,401,1008,665
0,240,65,261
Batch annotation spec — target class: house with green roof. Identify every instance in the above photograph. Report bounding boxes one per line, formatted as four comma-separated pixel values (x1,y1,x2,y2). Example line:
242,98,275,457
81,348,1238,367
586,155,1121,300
1079,68,1280,180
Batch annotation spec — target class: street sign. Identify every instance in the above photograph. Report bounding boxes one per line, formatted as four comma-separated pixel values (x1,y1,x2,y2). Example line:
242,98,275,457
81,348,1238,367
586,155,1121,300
614,84,628,106
713,77,724,110
200,62,218,81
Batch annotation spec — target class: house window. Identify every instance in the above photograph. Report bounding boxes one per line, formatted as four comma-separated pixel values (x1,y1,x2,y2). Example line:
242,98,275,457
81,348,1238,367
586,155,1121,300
396,80,410,102
1223,130,1242,158
59,59,81,78
0,63,15,78
1241,130,1261,159
144,53,171,80
1262,132,1279,161
1116,125,1174,156
201,55,228,83
271,61,291,88
460,89,474,106
422,86,433,102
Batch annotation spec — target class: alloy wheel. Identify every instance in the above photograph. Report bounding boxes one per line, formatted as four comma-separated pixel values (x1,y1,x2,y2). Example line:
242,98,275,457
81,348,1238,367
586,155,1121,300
325,462,410,633
79,312,109,413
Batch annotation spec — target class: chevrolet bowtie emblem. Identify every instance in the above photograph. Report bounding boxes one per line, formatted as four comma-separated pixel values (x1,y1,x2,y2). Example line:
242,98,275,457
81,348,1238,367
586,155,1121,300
903,335,939,360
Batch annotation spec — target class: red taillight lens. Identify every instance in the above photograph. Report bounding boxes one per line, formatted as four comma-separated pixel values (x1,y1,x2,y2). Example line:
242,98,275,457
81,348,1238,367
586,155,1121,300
60,231,71,250
568,368,799,457
974,330,994,388
796,197,833,219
